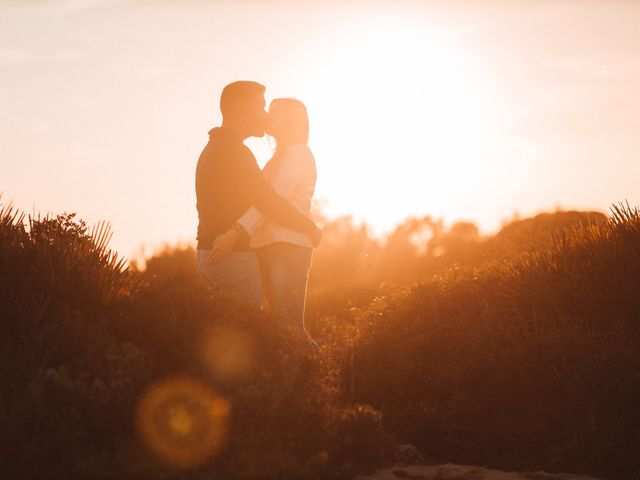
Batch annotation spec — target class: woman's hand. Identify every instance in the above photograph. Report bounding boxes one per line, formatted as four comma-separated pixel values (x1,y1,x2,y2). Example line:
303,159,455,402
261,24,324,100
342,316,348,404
207,224,245,263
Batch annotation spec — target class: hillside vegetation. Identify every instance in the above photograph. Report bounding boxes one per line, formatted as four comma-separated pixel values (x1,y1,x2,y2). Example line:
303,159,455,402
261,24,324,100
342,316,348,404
1,202,638,479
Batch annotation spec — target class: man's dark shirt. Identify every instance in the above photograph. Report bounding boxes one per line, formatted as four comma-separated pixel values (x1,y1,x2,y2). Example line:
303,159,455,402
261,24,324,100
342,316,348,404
196,127,315,251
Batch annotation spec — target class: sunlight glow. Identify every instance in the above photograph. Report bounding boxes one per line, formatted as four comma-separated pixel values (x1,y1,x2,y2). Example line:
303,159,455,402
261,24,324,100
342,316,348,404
297,19,519,232
199,325,254,383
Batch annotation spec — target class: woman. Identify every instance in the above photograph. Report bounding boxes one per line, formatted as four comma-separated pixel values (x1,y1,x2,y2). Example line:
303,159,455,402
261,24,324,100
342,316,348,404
209,98,319,349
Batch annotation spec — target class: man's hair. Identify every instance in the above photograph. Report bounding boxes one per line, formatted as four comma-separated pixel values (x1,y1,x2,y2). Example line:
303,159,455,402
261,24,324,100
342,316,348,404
220,80,265,119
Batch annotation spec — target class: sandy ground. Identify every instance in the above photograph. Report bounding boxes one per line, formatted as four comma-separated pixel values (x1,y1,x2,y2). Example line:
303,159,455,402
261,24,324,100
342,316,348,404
354,464,601,480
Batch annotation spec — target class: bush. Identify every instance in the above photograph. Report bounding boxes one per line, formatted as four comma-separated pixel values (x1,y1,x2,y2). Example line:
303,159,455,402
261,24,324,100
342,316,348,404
344,203,640,479
0,204,390,479
3,199,638,479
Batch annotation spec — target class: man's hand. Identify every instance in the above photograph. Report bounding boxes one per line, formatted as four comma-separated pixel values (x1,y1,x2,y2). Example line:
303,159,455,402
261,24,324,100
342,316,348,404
310,224,322,248
207,225,244,263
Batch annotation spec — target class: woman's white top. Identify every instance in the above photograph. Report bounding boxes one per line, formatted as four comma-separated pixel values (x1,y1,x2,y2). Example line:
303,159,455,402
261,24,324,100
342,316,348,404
237,144,317,249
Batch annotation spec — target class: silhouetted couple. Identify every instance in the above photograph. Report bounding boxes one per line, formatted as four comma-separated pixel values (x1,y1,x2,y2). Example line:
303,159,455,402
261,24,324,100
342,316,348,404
195,81,321,350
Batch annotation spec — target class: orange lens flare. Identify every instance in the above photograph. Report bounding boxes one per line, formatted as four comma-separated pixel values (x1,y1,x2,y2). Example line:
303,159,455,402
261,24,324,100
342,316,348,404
199,325,254,382
136,376,231,469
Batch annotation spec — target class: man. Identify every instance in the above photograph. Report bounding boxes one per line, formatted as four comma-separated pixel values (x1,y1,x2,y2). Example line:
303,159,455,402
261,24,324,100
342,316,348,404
195,80,320,307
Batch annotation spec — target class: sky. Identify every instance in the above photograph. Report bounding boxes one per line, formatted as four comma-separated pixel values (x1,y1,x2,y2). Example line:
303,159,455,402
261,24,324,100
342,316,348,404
2,0,639,259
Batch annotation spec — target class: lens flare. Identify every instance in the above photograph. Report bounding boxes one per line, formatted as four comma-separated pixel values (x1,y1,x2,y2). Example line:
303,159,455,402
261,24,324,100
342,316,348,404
136,376,231,469
199,325,254,382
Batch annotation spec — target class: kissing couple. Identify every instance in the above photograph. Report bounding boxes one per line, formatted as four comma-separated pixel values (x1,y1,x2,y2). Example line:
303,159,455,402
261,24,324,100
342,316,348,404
194,81,322,350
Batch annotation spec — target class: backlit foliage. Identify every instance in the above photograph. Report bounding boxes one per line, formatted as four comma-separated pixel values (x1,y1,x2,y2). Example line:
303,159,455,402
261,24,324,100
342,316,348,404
1,199,638,479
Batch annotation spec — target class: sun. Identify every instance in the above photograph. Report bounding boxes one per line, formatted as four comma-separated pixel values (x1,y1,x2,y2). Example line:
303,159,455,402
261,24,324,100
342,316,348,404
295,18,515,233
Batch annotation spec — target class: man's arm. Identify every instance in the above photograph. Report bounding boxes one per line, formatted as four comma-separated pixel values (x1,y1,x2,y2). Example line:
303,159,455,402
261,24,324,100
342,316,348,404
236,148,316,236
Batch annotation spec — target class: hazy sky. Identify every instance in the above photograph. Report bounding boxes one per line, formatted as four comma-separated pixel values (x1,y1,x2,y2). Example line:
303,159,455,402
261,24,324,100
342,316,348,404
2,0,639,258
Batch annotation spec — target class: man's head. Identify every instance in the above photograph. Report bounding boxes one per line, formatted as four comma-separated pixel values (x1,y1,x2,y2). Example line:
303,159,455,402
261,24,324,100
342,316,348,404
220,81,266,139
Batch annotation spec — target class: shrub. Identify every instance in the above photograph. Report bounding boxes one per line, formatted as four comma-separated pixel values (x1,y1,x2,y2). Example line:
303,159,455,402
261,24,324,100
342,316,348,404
0,204,391,479
345,202,640,479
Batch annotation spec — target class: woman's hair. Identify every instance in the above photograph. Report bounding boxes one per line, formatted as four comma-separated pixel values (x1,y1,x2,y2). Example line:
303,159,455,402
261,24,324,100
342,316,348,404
269,98,309,148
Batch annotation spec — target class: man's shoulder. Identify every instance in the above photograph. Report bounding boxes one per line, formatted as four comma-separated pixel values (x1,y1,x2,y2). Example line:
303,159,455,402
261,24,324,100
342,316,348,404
237,142,256,160
202,135,254,162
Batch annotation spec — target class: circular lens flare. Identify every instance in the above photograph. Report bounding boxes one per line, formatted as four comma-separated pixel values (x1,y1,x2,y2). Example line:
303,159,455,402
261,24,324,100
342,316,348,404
136,376,231,469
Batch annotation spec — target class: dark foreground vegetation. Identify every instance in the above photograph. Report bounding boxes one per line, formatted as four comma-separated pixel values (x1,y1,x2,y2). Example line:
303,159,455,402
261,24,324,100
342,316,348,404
1,201,639,479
